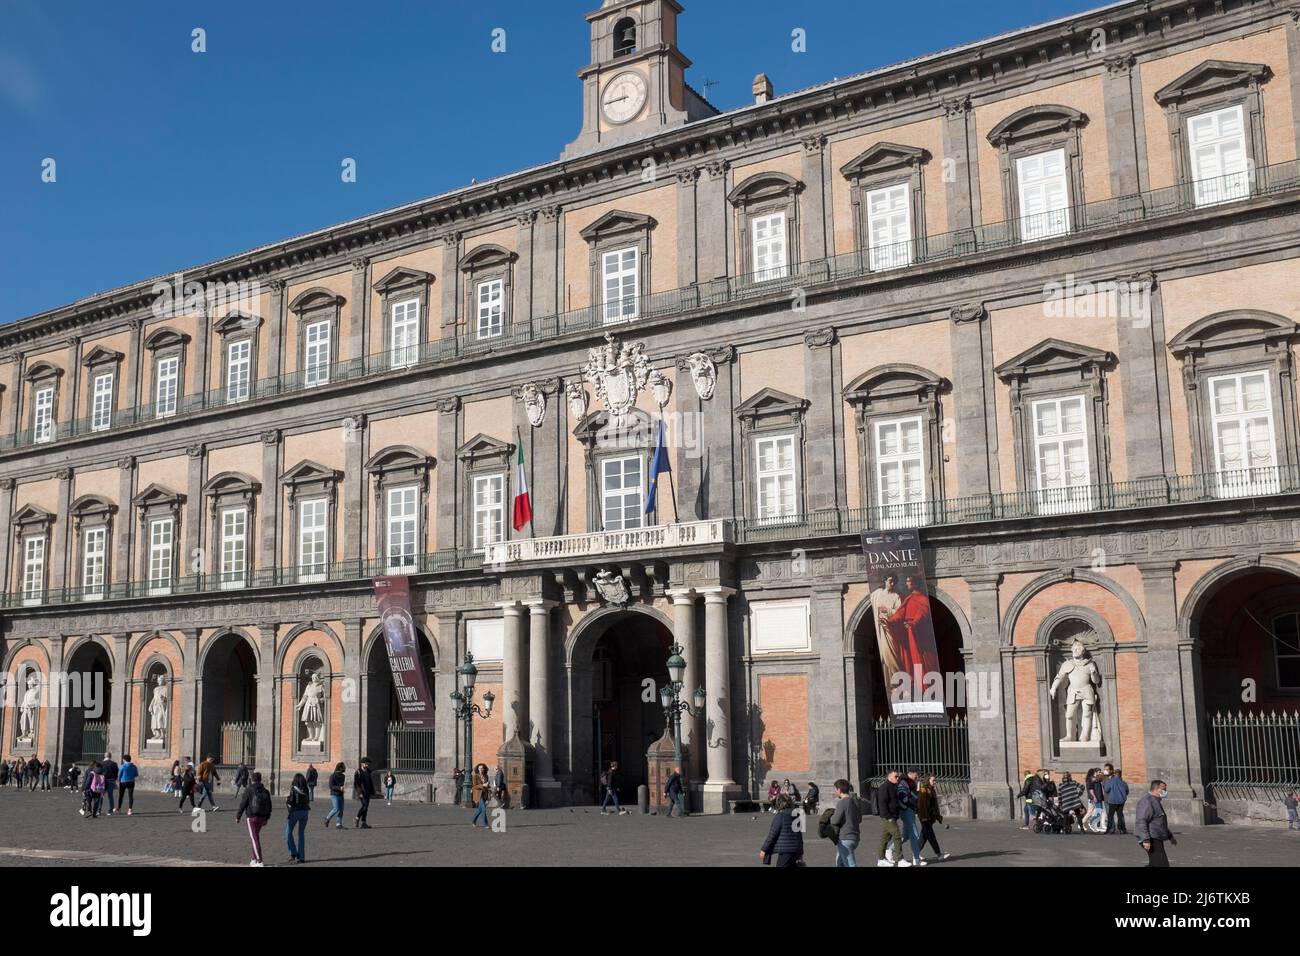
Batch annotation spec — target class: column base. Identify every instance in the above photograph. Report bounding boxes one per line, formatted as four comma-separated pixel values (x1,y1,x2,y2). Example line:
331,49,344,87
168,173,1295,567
969,783,1016,820
702,781,744,814
530,778,564,808
1162,792,1207,827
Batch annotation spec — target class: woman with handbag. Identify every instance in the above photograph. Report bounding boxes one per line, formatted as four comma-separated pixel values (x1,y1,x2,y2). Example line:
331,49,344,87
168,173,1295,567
469,763,491,829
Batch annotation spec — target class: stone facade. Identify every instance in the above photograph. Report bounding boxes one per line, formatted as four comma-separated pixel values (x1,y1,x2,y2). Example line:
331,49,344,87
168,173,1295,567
3,0,1300,822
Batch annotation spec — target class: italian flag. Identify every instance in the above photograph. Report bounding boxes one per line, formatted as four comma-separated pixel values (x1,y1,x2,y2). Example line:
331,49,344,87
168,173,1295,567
512,445,533,532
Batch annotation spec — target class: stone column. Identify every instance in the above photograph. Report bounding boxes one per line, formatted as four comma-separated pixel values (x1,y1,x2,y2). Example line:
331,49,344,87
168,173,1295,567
675,167,699,287
499,603,527,743
1138,560,1207,825
809,584,849,784
940,96,980,233
1118,272,1175,481
514,213,536,331
265,279,286,380
48,635,68,772
64,336,82,425
115,457,136,589
259,430,280,573
534,207,562,322
349,259,369,361
800,134,829,261
109,632,130,756
803,329,840,513
256,625,277,791
340,619,363,771
6,352,25,437
697,161,730,283
440,233,461,336
1289,10,1300,154
432,609,461,803
178,628,200,760
343,415,367,567
1103,54,1144,196
667,588,702,782
701,587,740,812
194,307,211,401
526,599,559,800
435,398,460,549
124,318,142,410
966,573,1014,818
0,478,14,595
185,443,205,577
697,346,737,519
949,304,998,499
52,468,73,594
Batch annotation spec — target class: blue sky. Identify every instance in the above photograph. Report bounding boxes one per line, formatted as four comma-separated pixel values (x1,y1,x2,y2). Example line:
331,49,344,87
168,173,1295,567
0,0,1107,322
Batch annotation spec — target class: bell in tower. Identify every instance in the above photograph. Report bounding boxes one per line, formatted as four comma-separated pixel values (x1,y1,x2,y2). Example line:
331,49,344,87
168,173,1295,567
563,0,719,158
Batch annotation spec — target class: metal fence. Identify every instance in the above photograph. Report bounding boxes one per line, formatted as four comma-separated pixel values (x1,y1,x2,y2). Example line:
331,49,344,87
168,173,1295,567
79,721,109,762
219,721,257,768
386,722,435,773
867,716,969,784
1207,710,1300,800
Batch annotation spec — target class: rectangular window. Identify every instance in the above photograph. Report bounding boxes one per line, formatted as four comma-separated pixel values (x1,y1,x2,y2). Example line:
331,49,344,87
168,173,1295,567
386,486,418,573
21,535,45,605
751,212,788,282
1272,612,1300,691
476,279,504,339
91,372,114,432
874,417,927,527
1210,370,1279,497
156,356,179,417
226,340,251,403
219,507,248,589
1016,148,1070,241
866,183,913,271
602,248,639,324
755,435,797,521
1188,104,1250,207
298,498,328,583
472,474,505,551
1032,395,1093,514
148,517,174,595
601,455,643,531
32,387,54,443
82,527,107,600
390,299,419,369
304,320,331,387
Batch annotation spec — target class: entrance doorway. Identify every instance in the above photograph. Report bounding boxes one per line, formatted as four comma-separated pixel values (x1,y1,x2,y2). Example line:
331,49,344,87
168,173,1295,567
61,641,112,763
364,629,437,774
200,632,257,769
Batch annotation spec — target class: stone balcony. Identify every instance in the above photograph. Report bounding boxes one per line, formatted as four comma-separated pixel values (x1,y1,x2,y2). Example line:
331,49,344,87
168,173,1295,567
484,519,731,568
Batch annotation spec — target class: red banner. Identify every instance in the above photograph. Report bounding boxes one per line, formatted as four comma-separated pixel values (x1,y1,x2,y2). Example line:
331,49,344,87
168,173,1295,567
372,576,435,727
860,529,946,726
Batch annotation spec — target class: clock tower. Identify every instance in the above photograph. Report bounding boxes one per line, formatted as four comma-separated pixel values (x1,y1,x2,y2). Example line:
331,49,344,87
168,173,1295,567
563,0,717,158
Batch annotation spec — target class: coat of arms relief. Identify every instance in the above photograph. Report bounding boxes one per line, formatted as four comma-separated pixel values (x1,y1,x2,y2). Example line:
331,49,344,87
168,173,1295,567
581,332,657,426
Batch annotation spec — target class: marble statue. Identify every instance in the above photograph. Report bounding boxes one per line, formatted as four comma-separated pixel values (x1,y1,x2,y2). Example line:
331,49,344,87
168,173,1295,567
18,673,39,743
147,673,168,745
1049,639,1103,744
297,672,326,748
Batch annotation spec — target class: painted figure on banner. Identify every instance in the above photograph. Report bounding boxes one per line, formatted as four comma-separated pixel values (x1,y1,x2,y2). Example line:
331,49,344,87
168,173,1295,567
886,575,941,682
870,576,904,681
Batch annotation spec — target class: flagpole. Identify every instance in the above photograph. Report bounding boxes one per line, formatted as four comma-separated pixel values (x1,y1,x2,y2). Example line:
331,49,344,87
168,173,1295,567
516,426,536,539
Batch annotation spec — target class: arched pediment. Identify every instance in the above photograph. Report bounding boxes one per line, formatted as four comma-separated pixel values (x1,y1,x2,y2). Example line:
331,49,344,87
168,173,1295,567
372,266,433,294
202,471,261,497
987,104,1087,147
287,287,345,314
132,482,185,510
994,338,1113,382
839,142,930,179
727,171,804,205
1167,310,1298,358
69,494,117,520
213,311,262,335
844,364,948,405
365,445,435,475
143,327,190,351
458,244,518,271
1153,59,1271,106
579,210,657,242
24,360,63,382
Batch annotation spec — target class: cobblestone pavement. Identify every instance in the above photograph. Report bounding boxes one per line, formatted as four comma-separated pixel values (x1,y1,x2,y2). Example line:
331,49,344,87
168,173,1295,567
0,787,1294,866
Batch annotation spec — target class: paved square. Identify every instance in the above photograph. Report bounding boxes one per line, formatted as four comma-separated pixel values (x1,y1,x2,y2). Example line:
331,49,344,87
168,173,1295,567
0,786,1293,867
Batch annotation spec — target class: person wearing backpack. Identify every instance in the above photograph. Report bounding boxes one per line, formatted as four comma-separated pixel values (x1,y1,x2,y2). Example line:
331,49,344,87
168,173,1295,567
599,761,624,815
87,762,106,818
829,779,862,867
177,761,198,811
285,772,311,864
236,771,273,867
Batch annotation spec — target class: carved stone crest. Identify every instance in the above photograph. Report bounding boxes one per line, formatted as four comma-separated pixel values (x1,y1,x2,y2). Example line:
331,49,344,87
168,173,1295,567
592,569,630,606
649,369,672,409
581,332,652,427
514,383,547,427
678,351,718,401
566,383,589,422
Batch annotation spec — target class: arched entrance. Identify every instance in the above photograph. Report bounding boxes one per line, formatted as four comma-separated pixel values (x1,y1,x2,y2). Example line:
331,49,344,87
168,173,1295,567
199,631,257,769
568,608,674,802
363,629,437,773
61,640,112,762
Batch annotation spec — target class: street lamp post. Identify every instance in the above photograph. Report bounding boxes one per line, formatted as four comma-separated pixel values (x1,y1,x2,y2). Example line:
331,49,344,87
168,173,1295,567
450,652,495,806
659,642,707,801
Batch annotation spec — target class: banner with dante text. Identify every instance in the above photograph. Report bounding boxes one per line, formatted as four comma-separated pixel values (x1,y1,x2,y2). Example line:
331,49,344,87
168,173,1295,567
373,576,435,727
860,529,946,726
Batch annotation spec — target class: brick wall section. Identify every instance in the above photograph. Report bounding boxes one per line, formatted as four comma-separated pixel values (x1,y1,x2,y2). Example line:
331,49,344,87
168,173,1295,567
756,674,809,777
1014,656,1040,780
471,680,503,770
1009,579,1139,646
1116,652,1147,784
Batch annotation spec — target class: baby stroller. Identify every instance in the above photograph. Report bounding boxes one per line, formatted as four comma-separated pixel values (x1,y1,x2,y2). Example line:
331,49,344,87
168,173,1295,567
1031,792,1072,833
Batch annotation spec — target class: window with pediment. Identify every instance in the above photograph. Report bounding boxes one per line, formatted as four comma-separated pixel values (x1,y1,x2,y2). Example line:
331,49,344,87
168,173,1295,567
840,143,931,270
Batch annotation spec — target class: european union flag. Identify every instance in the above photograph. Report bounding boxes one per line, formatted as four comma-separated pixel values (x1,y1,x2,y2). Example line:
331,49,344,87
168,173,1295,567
646,418,671,515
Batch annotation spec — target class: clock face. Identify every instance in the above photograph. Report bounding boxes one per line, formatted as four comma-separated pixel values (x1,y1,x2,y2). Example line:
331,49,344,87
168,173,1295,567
601,71,648,125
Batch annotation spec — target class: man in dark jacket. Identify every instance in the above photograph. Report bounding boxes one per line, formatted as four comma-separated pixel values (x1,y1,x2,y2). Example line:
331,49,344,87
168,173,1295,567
599,761,624,815
235,771,272,867
25,756,39,792
1135,779,1175,867
1103,769,1130,834
354,757,376,829
876,770,904,866
664,766,684,818
305,763,319,804
759,795,804,866
829,779,861,867
99,752,119,814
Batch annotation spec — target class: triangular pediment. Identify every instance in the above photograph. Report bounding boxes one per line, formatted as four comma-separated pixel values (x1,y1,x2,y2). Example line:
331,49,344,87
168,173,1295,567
372,266,433,293
840,142,930,179
279,459,341,486
995,338,1112,380
456,433,514,463
735,386,809,418
81,345,124,368
11,504,55,527
1154,59,1271,106
213,311,262,335
579,210,657,242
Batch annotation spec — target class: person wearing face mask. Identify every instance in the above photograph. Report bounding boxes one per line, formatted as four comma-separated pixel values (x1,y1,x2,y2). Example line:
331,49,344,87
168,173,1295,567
1134,779,1176,867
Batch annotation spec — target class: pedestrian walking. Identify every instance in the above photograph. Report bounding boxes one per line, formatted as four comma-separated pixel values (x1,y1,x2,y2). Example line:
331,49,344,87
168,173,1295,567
354,757,375,829
285,772,310,864
100,752,118,813
233,763,250,805
469,763,491,829
829,778,861,867
1085,768,1106,833
383,770,396,806
897,768,926,866
26,756,39,792
39,758,50,791
876,770,909,867
599,761,625,815
305,763,318,804
917,773,951,861
1135,779,1175,867
759,795,804,867
664,765,684,818
196,755,220,811
87,763,106,818
78,762,97,817
235,771,273,867
117,754,138,816
324,762,346,829
1285,788,1299,831
177,762,198,812
164,760,180,794
1057,771,1085,832
1103,767,1130,834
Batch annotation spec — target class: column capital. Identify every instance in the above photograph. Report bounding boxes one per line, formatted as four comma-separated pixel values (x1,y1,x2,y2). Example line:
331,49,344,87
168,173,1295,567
524,599,558,612
965,572,1002,590
1136,558,1180,577
950,302,988,324
497,601,527,615
665,587,697,602
698,586,736,602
